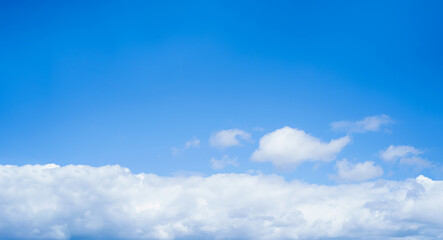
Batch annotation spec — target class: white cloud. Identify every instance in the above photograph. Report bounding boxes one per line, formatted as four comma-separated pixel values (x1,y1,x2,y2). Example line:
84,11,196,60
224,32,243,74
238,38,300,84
251,127,350,168
209,129,251,148
380,145,431,167
381,145,421,161
399,156,432,167
1,164,443,239
210,155,238,170
331,114,393,133
185,138,200,149
172,138,200,155
331,159,383,182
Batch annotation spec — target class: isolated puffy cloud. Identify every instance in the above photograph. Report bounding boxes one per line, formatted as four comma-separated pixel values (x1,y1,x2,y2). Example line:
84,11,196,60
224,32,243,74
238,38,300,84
1,164,443,240
380,145,431,167
251,127,350,168
209,129,251,148
210,155,238,170
331,159,383,182
331,114,393,133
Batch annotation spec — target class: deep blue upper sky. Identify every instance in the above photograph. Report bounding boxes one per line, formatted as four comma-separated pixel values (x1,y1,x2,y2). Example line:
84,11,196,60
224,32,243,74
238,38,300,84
1,1,442,182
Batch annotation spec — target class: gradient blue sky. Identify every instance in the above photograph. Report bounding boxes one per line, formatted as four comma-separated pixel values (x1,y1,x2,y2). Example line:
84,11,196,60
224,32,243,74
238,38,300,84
1,0,442,183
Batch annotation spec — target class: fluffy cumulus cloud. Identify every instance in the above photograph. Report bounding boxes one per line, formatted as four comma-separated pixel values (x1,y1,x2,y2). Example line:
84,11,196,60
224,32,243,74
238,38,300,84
209,129,251,148
210,155,238,170
331,159,383,182
331,114,393,133
1,164,443,240
381,145,432,167
251,127,350,168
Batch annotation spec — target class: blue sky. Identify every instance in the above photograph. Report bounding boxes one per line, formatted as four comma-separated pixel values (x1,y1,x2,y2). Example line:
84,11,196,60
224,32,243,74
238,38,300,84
1,0,442,182
1,1,443,239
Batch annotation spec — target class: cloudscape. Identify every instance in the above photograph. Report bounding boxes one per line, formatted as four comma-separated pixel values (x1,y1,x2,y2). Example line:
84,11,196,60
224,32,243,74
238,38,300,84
1,1,442,240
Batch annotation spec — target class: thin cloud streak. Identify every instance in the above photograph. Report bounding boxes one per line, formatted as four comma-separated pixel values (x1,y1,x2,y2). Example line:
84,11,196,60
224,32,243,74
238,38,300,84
331,114,394,133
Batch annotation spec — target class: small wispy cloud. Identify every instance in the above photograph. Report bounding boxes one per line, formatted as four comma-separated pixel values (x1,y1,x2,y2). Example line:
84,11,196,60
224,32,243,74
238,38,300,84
331,114,394,133
330,159,383,182
172,137,200,155
380,145,432,167
171,147,180,156
210,155,238,170
252,127,265,132
185,138,200,149
380,145,421,161
209,129,251,148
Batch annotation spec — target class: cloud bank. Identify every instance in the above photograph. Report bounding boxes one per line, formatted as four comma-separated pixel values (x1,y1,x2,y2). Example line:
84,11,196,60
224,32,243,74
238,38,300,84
1,164,443,240
251,127,350,168
331,114,393,133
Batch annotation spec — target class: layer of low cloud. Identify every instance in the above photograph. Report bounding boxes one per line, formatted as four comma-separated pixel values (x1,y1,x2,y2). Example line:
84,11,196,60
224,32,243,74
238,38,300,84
210,155,238,170
209,129,251,148
331,114,393,133
1,164,443,240
331,159,383,182
381,145,432,167
251,127,350,168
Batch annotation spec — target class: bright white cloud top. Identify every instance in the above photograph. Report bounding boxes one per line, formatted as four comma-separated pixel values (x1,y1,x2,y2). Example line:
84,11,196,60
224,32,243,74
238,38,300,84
1,164,443,240
331,114,393,133
381,145,431,167
331,159,383,182
251,127,350,168
209,129,251,148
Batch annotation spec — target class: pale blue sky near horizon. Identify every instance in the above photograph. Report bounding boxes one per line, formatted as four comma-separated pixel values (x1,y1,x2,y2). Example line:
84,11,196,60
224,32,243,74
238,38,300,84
1,0,442,184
